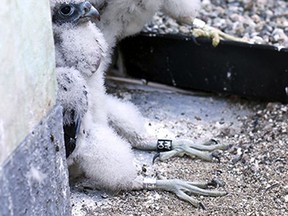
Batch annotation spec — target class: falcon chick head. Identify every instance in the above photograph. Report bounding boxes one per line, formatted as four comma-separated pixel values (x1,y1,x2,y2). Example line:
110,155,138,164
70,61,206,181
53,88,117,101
51,0,109,78
52,1,100,25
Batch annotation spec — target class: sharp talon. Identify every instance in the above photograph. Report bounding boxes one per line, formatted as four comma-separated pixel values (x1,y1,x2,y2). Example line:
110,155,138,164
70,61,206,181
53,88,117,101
207,180,217,188
152,152,160,164
199,202,206,210
208,178,225,188
210,139,218,145
211,152,221,163
191,35,201,46
227,144,233,149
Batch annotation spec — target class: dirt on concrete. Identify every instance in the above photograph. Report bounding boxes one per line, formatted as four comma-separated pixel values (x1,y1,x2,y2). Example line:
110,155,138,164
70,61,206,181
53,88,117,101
71,83,288,216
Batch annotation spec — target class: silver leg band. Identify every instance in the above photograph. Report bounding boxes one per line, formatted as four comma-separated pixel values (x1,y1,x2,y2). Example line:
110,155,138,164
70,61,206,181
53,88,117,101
143,177,157,190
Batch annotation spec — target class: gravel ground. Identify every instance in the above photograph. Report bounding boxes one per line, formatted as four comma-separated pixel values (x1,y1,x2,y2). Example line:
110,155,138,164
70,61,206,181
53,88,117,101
71,83,288,215
143,0,288,47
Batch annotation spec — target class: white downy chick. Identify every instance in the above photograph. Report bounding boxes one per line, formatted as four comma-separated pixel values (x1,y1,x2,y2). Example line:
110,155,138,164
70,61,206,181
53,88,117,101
51,1,228,206
51,0,138,190
90,0,201,48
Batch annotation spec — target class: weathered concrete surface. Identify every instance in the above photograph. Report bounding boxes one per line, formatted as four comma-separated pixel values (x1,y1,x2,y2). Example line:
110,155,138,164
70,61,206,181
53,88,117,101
0,106,71,216
0,0,56,164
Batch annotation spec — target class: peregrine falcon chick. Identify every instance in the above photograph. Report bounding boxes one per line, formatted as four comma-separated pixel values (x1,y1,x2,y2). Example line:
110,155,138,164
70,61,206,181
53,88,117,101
90,0,201,49
52,0,109,157
51,0,228,208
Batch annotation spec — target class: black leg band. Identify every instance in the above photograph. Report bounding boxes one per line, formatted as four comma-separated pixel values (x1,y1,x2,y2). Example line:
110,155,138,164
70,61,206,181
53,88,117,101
157,139,172,152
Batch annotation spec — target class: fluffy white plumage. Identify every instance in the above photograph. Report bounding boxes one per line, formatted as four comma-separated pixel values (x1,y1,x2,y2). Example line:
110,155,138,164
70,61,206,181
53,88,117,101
55,24,103,77
90,0,201,48
56,67,88,125
51,0,144,190
51,0,228,207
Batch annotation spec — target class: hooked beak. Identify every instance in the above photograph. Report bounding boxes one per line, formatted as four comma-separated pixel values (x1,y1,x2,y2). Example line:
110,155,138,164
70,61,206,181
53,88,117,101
80,1,100,21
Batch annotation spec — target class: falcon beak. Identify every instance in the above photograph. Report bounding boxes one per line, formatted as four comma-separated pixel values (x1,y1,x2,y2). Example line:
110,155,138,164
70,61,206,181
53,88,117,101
80,1,101,21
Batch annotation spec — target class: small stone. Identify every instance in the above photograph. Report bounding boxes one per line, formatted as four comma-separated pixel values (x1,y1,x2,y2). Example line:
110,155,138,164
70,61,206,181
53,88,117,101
284,185,288,194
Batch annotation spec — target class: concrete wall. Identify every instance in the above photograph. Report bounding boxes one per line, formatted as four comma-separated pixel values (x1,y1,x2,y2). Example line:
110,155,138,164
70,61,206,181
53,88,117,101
0,1,71,215
0,106,71,216
0,0,56,164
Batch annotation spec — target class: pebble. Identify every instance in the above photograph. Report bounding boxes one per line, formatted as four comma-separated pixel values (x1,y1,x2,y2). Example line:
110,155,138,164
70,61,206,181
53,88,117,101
143,0,288,47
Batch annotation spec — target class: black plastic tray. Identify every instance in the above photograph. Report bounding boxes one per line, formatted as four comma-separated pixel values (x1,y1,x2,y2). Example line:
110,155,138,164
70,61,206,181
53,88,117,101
118,33,288,103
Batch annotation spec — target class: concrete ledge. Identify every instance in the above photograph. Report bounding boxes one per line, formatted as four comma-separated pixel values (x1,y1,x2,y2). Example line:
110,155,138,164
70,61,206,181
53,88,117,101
0,105,71,216
0,0,56,164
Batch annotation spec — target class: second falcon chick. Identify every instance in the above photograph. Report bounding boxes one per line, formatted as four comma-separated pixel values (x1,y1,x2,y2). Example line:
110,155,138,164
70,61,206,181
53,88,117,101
90,0,201,49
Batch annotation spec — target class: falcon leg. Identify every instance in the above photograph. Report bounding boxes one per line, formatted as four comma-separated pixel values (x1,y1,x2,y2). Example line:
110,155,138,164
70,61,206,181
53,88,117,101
105,95,231,162
141,178,227,209
151,139,231,162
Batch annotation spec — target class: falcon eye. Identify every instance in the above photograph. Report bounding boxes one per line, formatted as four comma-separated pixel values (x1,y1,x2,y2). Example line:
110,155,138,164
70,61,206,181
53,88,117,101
59,4,74,16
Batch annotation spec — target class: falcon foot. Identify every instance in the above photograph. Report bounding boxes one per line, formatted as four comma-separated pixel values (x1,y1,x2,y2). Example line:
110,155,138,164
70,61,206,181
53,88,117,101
153,139,231,163
179,16,248,47
192,18,248,47
144,178,227,209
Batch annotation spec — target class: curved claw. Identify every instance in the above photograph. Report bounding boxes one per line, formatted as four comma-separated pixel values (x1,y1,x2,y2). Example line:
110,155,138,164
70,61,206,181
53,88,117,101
191,35,201,46
207,178,225,188
211,152,221,163
209,139,218,145
154,179,227,208
199,202,206,210
152,152,160,164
